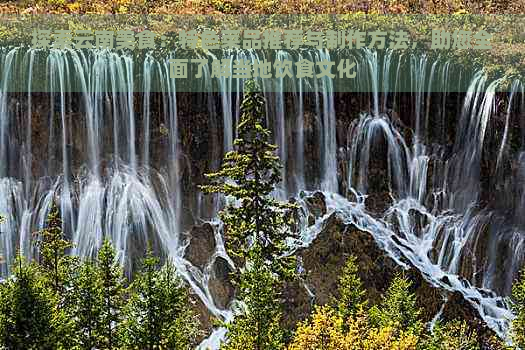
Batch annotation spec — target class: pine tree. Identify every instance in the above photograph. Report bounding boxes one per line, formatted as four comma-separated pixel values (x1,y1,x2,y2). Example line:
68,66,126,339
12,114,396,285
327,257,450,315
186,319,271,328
35,204,78,349
201,80,297,350
369,274,422,333
333,255,367,321
200,79,297,280
511,268,525,348
97,239,125,349
35,204,76,294
120,253,200,349
67,261,105,349
0,256,55,350
223,249,286,350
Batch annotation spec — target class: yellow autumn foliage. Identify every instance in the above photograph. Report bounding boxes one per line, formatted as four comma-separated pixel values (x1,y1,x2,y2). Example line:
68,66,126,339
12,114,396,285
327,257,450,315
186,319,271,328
287,306,351,350
362,326,418,350
288,306,419,350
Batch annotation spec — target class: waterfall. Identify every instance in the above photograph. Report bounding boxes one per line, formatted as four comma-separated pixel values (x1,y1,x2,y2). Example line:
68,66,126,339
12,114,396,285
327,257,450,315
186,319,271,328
0,47,523,346
496,80,522,173
274,50,289,195
316,50,338,193
295,64,305,192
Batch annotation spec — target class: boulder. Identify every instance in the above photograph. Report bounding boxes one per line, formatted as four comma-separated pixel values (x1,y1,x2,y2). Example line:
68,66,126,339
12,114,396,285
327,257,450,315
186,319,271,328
304,191,327,225
191,296,215,344
185,223,216,269
287,197,497,345
282,278,314,330
208,256,235,310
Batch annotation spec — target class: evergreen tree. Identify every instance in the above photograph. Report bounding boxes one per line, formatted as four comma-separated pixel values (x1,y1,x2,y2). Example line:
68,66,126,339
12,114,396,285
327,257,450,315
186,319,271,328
120,253,200,349
511,268,525,348
67,261,105,349
0,256,55,350
369,274,422,333
223,249,286,350
333,255,367,321
97,239,125,349
201,80,297,350
200,79,297,280
35,204,76,294
35,204,78,349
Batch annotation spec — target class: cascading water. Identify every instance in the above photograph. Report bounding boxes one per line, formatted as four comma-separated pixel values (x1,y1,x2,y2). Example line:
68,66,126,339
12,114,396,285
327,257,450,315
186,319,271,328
0,46,523,347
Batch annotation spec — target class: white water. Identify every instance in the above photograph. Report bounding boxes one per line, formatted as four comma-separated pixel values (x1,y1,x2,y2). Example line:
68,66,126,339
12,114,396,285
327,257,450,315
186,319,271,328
0,47,522,347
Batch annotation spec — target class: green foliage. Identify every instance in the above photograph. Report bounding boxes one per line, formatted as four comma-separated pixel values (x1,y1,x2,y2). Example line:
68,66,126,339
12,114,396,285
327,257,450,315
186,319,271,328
201,79,297,280
369,274,422,333
61,239,127,350
97,239,126,349
35,205,77,294
333,255,367,321
120,253,200,349
67,261,105,349
201,80,296,350
511,268,525,348
223,250,286,350
52,296,78,350
0,202,202,350
0,257,56,350
0,227,201,350
425,320,480,350
32,205,78,349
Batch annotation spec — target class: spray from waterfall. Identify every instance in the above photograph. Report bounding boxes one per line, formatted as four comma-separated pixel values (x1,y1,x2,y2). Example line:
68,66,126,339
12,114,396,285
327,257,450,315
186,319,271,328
0,48,523,348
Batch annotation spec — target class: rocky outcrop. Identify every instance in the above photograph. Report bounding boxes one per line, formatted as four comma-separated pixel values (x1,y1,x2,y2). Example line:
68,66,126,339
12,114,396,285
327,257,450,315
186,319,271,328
208,256,235,310
190,256,235,343
184,223,220,342
441,292,499,347
189,191,498,346
303,190,328,225
285,191,497,344
192,297,216,344
292,211,442,315
185,223,216,268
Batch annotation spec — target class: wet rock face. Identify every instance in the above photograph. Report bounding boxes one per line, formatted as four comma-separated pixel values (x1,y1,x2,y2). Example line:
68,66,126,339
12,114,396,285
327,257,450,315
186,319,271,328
441,291,497,347
183,222,217,342
282,278,314,330
192,297,215,344
365,190,393,214
285,192,497,342
184,224,235,341
184,222,216,269
295,212,404,309
303,191,327,225
304,191,327,217
208,256,235,310
190,192,497,345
